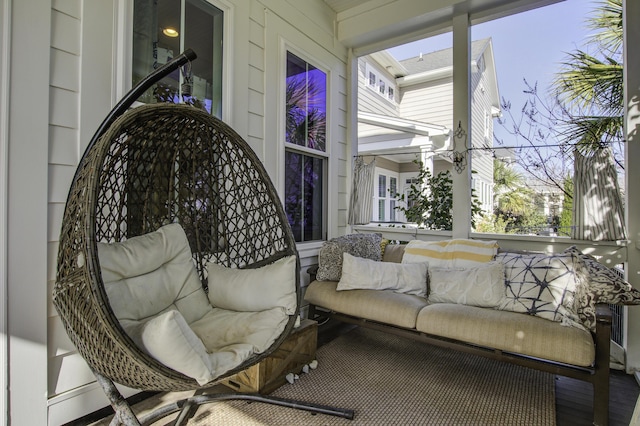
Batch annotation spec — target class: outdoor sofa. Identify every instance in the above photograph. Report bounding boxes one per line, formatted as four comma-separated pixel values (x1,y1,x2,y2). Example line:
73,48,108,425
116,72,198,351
304,234,640,426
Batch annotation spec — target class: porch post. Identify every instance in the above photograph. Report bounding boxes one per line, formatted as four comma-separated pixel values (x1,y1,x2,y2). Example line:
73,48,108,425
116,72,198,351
451,13,471,238
622,0,640,374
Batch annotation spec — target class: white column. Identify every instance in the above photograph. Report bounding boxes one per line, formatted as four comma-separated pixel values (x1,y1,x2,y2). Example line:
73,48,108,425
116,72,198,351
451,13,471,238
7,0,50,424
623,0,640,373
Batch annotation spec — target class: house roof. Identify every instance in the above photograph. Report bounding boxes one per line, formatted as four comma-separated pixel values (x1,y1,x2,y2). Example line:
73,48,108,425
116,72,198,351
399,38,492,75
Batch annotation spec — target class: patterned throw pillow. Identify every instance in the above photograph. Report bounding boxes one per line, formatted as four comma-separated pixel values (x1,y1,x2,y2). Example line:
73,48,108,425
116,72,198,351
497,252,581,325
564,246,640,331
316,233,382,282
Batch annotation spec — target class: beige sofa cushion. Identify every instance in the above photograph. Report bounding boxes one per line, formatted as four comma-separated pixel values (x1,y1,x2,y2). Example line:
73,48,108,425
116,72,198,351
416,303,595,367
305,280,428,329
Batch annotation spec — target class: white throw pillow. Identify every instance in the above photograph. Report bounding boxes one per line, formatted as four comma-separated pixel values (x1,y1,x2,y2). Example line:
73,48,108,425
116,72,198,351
98,223,212,324
337,252,427,296
123,310,215,386
207,255,297,314
428,262,505,308
402,239,498,268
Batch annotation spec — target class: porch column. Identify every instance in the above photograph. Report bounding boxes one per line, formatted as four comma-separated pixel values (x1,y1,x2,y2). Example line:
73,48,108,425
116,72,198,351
623,0,640,373
451,13,471,238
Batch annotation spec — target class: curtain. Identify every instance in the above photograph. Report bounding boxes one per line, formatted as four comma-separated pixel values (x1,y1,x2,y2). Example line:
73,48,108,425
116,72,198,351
571,147,627,241
348,157,376,225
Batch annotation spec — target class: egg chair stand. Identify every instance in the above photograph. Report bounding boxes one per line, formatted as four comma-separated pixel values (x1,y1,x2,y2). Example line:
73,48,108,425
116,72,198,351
54,49,353,425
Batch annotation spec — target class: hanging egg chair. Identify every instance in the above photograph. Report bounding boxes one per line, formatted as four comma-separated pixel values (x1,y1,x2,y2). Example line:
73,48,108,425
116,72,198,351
54,49,352,425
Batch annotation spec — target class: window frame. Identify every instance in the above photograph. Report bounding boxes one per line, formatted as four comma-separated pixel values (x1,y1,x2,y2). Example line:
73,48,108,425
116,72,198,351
118,0,232,120
283,48,330,243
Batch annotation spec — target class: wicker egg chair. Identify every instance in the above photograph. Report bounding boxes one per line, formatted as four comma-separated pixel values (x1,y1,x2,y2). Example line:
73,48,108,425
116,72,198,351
54,50,352,425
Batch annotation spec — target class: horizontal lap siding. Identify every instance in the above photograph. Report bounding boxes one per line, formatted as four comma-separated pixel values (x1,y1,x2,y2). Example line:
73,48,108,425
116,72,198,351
400,77,452,128
48,2,83,402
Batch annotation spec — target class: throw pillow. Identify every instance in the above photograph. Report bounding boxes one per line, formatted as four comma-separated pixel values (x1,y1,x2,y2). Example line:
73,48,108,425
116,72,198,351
316,233,382,281
98,223,212,324
564,246,640,331
382,243,406,263
497,252,581,324
402,239,498,268
336,252,428,296
122,309,214,386
207,255,297,315
428,261,505,308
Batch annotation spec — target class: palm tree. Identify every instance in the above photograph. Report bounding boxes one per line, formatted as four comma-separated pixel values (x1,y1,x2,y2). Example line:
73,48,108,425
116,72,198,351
553,0,623,155
493,159,532,216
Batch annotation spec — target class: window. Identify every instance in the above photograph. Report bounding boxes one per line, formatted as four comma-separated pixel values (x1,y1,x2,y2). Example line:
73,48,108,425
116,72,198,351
284,51,327,242
373,172,401,222
132,0,224,117
365,62,396,104
369,71,376,86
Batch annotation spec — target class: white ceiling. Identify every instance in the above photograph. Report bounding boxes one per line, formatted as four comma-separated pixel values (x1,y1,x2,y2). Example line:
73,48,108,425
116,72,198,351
322,0,563,52
322,0,373,14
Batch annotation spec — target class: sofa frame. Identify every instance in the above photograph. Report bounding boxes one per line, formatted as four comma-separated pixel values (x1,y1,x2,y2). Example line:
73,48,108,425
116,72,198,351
307,295,612,426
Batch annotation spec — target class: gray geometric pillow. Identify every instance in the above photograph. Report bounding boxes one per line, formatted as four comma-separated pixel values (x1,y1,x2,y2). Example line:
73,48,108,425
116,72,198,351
564,246,640,331
497,252,581,325
316,233,382,282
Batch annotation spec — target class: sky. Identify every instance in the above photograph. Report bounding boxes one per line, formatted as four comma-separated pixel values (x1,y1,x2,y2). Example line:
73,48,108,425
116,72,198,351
387,0,598,148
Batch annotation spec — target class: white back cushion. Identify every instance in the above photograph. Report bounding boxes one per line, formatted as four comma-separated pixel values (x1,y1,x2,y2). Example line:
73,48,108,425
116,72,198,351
98,223,212,324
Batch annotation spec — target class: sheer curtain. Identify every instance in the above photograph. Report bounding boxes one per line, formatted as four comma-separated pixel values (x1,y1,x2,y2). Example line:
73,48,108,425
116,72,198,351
571,147,627,241
348,157,376,225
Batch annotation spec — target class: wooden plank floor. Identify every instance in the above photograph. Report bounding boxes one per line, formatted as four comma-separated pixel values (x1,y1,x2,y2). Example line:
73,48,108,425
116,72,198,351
318,318,640,426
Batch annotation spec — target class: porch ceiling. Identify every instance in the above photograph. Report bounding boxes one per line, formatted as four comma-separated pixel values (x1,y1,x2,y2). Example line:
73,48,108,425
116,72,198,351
322,0,563,52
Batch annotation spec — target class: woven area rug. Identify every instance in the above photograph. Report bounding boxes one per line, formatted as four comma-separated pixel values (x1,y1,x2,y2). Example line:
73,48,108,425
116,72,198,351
183,327,556,425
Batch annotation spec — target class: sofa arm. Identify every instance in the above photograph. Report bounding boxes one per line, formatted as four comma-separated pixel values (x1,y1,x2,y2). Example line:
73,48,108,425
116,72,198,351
307,265,319,282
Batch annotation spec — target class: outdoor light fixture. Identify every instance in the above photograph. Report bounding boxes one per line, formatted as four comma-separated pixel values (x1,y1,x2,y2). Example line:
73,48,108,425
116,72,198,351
452,121,468,174
162,27,179,37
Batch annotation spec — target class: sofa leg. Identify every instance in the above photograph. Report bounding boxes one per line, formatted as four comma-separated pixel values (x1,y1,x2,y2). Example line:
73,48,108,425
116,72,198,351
308,304,317,321
593,304,612,426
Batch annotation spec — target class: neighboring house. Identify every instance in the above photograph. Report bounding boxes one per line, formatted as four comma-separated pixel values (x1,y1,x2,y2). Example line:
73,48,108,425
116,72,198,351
358,39,500,223
2,1,640,425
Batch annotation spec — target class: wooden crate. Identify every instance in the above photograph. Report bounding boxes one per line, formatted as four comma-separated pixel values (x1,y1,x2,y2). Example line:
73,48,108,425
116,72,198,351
221,319,318,394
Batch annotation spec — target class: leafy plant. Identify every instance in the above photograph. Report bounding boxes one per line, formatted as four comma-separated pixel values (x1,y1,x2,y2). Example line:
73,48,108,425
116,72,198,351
392,161,482,230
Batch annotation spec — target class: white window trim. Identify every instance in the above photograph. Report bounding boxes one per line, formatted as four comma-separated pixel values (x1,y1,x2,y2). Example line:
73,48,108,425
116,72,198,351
281,44,331,243
365,62,396,103
373,168,401,223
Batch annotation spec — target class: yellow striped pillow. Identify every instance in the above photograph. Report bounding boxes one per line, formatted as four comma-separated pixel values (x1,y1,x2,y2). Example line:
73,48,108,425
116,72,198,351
402,239,499,268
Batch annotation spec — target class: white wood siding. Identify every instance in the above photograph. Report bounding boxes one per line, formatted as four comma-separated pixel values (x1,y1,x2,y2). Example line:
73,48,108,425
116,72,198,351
399,77,453,128
469,54,495,213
